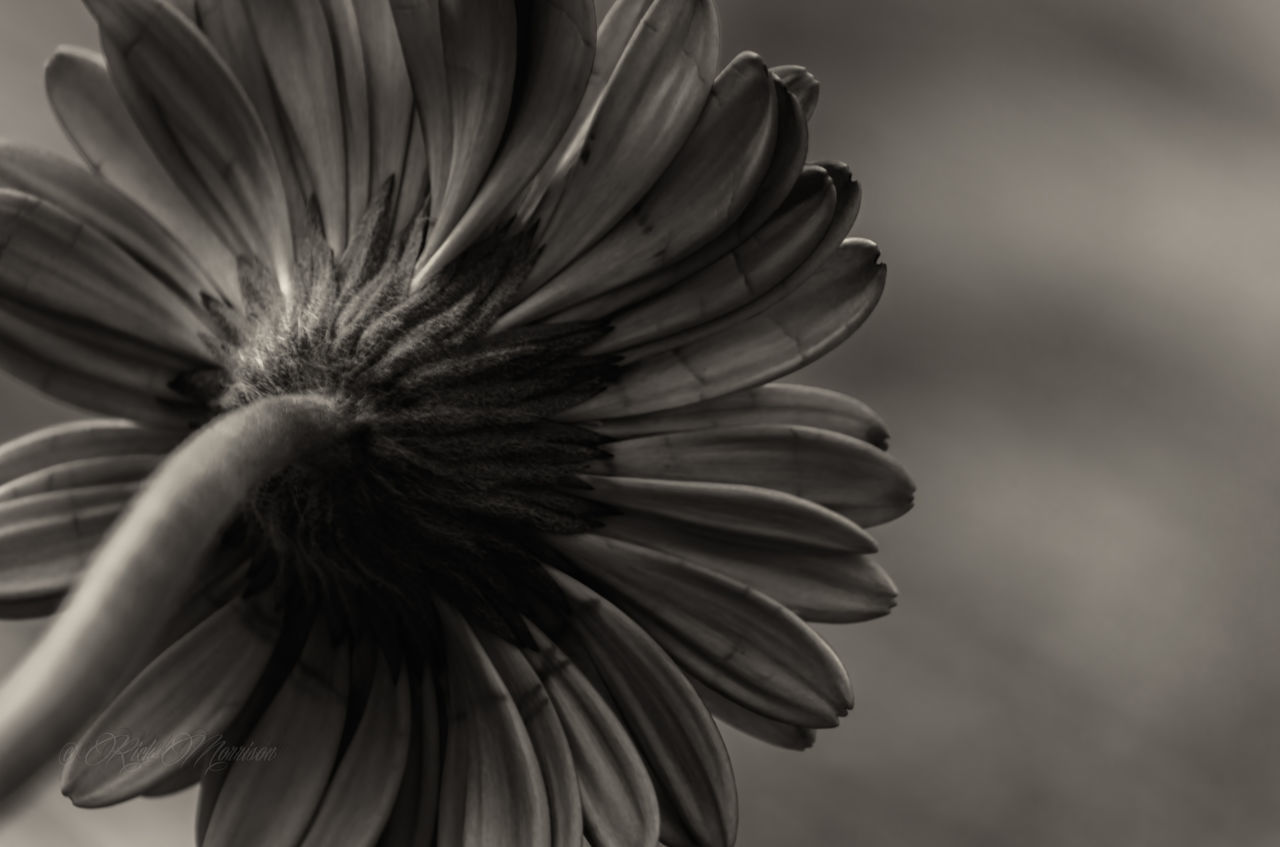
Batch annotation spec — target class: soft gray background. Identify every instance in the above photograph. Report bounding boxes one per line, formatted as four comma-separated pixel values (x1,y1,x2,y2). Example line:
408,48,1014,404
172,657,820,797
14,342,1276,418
2,0,1279,844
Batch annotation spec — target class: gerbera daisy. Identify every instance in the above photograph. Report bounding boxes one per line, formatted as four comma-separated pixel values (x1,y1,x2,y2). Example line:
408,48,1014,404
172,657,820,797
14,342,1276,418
0,0,914,844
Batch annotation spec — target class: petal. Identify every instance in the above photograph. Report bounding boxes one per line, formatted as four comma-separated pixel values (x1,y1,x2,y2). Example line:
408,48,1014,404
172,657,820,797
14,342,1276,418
395,117,431,235
0,419,180,485
298,659,411,847
600,424,914,527
193,0,311,238
0,454,163,503
191,609,313,841
436,602,552,847
558,534,853,727
203,632,349,846
580,473,877,550
405,671,444,845
351,0,418,226
598,510,896,623
0,502,121,606
551,74,808,324
243,0,348,250
772,65,819,120
0,337,204,425
595,164,838,353
691,678,816,751
322,0,373,246
525,627,661,847
550,570,736,847
481,633,583,847
0,143,225,305
416,0,596,281
44,47,239,301
0,189,219,359
622,163,861,361
375,672,441,846
60,601,275,807
420,0,519,261
517,0,719,292
594,383,890,447
504,50,777,324
0,482,139,526
86,0,295,296
563,238,884,420
0,299,213,415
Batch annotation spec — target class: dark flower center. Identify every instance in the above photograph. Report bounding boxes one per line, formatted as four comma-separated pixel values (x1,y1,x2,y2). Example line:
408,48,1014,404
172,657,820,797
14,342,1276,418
192,187,617,656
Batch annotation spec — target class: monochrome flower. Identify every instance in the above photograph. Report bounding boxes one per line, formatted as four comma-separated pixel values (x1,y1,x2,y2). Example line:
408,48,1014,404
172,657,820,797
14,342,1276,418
0,0,913,844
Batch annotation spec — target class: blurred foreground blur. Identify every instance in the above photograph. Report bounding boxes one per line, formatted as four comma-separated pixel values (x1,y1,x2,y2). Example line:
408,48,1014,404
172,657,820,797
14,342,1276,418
1,1,1278,844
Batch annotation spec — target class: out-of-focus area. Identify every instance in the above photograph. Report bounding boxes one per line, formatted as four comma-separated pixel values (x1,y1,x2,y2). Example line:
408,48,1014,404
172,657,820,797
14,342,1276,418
2,0,1279,844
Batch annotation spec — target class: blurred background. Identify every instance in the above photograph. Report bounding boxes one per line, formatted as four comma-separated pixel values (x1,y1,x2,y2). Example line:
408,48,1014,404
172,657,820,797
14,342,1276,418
2,0,1279,844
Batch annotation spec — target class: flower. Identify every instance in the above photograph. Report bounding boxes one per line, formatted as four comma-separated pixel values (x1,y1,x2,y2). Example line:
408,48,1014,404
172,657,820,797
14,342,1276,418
0,0,914,844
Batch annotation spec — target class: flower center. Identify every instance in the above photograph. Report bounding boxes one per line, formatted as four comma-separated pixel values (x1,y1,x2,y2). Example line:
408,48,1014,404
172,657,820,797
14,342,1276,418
198,191,617,654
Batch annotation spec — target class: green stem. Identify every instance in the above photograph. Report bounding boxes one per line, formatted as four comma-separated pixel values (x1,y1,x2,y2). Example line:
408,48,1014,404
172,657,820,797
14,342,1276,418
0,394,348,803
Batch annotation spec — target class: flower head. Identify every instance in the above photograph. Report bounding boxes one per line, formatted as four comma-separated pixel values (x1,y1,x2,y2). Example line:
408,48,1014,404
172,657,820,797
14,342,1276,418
0,0,913,844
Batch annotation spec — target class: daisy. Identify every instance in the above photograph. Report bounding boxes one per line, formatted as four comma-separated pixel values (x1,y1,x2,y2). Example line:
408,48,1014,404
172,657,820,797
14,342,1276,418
0,0,914,844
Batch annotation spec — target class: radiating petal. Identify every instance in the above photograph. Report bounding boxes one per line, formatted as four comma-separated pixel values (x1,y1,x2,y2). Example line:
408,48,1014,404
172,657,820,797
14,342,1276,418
436,603,552,847
581,474,876,551
622,163,861,361
594,165,837,353
417,0,596,281
0,419,180,485
691,678,816,751
525,626,661,847
0,300,213,416
600,424,914,527
388,0,448,212
481,633,582,847
243,0,347,251
85,0,295,296
0,454,162,503
352,0,417,227
563,238,884,420
502,51,775,324
517,0,719,293
420,0,518,261
598,509,896,622
595,383,890,447
193,0,311,238
298,659,411,847
395,117,431,236
44,47,239,301
323,0,372,246
0,144,225,306
0,189,219,360
405,672,444,845
0,502,120,606
772,65,819,120
202,633,349,846
559,534,852,727
552,75,808,323
550,570,736,847
0,336,203,425
61,601,275,807
0,482,138,526
374,672,438,846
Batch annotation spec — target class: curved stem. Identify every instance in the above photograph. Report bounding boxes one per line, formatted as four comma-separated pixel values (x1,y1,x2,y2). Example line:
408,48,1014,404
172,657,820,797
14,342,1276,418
0,394,348,803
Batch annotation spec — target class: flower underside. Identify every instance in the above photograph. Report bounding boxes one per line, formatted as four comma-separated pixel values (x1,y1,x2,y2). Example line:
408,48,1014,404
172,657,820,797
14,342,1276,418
176,187,619,654
0,0,918,842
